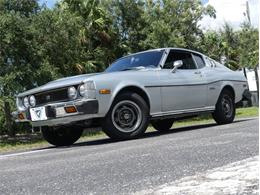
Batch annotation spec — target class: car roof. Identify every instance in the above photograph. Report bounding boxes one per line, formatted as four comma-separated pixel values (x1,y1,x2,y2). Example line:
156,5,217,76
119,47,206,60
148,47,206,56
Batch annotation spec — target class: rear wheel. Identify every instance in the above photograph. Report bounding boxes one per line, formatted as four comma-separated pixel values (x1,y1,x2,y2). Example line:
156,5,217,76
151,119,174,131
41,126,83,146
102,92,149,140
212,89,235,124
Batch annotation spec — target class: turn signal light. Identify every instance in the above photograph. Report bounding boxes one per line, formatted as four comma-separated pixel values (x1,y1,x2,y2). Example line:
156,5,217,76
64,106,77,113
99,89,111,94
18,113,25,120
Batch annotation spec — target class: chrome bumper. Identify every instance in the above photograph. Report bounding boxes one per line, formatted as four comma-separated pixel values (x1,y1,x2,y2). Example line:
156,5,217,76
12,99,99,127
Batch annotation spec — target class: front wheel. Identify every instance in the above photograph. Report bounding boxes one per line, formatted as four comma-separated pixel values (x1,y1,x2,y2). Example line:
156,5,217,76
102,92,149,140
41,126,83,146
212,89,235,124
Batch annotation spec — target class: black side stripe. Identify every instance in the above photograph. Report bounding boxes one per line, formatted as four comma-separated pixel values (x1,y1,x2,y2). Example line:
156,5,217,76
144,80,246,88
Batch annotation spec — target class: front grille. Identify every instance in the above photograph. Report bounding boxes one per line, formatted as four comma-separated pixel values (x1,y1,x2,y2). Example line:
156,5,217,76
35,88,69,106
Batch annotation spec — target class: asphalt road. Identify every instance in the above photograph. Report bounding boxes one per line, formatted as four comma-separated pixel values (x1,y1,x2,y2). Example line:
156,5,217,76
0,118,258,195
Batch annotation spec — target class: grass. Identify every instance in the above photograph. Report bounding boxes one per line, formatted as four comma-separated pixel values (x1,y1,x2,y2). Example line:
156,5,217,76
236,107,259,118
0,107,258,154
0,134,48,153
175,106,259,127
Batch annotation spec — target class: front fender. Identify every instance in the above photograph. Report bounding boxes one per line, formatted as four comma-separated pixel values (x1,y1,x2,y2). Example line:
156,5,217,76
95,80,151,117
111,81,152,113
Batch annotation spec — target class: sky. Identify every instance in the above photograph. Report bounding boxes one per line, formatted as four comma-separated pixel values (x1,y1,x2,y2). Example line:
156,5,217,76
39,0,259,30
200,0,259,30
39,0,58,8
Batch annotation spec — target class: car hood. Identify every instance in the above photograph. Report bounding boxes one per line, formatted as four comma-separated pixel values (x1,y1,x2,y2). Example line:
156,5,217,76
17,68,159,97
18,73,101,97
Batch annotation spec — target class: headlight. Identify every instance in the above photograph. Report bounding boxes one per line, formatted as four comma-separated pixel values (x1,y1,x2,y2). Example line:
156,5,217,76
78,84,87,97
29,95,36,107
23,97,29,108
68,86,77,100
78,81,96,99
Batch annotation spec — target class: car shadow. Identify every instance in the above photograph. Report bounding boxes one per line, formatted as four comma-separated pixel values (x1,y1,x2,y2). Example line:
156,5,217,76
144,117,254,138
33,117,256,151
64,117,255,148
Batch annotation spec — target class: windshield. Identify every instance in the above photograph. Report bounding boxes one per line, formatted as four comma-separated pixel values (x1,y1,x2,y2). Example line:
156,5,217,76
105,50,164,72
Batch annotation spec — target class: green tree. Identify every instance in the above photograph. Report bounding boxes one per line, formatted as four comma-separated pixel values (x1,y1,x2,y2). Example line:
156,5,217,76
102,0,147,54
238,23,259,69
31,8,86,80
199,30,222,60
61,0,116,71
219,23,240,69
199,22,259,70
200,23,240,69
141,0,216,49
0,0,39,16
238,23,259,97
0,0,40,136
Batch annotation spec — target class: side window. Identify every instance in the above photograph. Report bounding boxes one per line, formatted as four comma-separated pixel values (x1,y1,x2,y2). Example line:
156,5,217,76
193,54,205,69
163,50,197,69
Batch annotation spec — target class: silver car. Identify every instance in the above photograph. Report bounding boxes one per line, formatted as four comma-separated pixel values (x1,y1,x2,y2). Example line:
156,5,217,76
14,48,248,146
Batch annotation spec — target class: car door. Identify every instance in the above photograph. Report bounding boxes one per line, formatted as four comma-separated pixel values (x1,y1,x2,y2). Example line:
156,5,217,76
159,50,208,112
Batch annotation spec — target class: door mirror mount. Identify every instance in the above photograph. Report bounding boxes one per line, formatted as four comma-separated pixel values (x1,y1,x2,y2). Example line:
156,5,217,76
171,60,183,73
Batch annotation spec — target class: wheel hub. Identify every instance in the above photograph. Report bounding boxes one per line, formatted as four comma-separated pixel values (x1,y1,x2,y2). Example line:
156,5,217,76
112,100,142,133
123,113,130,120
221,95,233,117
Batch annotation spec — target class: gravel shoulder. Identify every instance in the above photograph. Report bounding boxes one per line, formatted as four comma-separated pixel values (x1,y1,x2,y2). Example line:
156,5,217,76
137,156,259,195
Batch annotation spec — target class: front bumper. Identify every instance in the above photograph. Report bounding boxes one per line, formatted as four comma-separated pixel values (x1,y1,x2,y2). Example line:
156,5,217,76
12,99,99,127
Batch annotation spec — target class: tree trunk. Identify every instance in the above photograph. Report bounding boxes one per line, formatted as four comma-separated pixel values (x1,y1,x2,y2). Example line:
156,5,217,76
3,101,15,137
254,67,259,101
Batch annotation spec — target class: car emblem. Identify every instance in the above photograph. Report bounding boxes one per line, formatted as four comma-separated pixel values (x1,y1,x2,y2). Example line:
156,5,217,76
35,110,41,118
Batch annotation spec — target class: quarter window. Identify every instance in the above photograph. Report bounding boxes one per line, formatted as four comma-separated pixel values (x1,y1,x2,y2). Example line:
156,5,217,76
193,54,205,69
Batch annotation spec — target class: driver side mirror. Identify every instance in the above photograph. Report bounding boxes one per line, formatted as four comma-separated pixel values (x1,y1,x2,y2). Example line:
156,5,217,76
171,60,183,73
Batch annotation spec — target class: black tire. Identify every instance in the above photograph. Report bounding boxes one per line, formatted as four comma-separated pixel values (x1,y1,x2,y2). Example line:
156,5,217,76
102,92,149,140
41,126,83,146
212,89,235,124
151,119,174,131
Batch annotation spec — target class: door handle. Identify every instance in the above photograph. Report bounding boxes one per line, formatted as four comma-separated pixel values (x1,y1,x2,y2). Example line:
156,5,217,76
194,71,201,74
